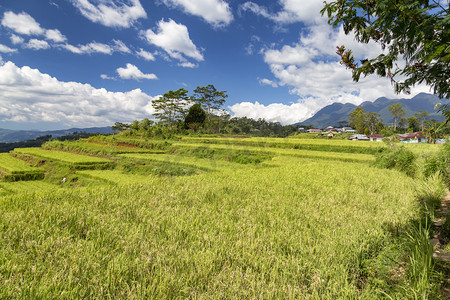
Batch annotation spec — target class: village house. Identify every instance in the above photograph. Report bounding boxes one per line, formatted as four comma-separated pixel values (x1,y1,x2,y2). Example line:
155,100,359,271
367,134,384,142
348,134,369,141
307,129,322,133
341,127,356,133
397,132,427,143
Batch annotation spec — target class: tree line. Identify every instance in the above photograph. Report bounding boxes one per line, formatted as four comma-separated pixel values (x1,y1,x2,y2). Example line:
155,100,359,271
348,103,450,137
113,84,304,138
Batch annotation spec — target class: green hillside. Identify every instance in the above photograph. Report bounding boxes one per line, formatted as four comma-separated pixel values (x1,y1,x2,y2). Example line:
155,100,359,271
0,134,448,298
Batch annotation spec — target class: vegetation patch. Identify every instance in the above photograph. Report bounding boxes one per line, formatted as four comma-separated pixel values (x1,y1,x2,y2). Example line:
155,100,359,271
0,153,44,181
170,144,273,164
13,148,113,169
180,136,384,154
117,158,200,177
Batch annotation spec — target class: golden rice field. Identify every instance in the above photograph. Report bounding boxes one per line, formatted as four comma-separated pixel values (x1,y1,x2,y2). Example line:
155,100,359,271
0,136,446,298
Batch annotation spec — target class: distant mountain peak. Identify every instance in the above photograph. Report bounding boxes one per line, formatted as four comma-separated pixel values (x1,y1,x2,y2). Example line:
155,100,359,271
297,93,449,128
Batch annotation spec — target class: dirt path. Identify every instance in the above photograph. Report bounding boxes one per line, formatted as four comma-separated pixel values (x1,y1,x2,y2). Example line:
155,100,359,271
431,191,450,298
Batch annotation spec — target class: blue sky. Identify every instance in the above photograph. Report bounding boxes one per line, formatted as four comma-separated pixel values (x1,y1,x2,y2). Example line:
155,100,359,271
0,0,431,130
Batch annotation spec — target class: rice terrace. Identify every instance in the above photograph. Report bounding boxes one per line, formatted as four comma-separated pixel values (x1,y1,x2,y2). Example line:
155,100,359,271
0,131,449,299
0,0,449,298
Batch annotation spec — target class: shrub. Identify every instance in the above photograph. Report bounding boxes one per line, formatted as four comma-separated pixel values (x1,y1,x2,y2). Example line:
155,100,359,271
374,146,416,177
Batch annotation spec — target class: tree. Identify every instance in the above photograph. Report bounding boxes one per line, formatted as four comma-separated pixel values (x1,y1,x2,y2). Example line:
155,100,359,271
365,112,382,134
414,110,431,131
139,118,154,131
112,122,130,132
388,103,406,131
193,84,228,133
321,1,450,99
348,107,366,133
407,116,420,132
152,88,190,132
184,103,206,131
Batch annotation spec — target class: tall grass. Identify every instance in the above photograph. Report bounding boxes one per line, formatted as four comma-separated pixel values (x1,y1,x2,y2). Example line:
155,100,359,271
0,155,420,298
0,136,445,298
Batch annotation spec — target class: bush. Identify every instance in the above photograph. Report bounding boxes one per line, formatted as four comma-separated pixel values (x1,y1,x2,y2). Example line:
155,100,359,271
423,140,450,187
374,146,416,177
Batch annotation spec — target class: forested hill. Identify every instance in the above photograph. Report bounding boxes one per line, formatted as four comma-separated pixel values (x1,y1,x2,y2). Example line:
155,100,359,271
299,93,450,128
0,127,113,143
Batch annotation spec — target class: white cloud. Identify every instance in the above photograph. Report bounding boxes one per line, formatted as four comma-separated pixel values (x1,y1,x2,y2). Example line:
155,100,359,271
178,62,197,68
0,44,17,53
45,29,67,43
241,0,326,25
100,74,116,80
10,34,24,45
71,0,147,28
136,48,155,61
229,100,321,125
258,78,278,87
25,39,50,50
61,42,113,55
234,20,430,124
112,40,131,53
0,61,158,127
162,0,233,28
116,63,158,80
143,19,204,63
264,44,318,66
2,12,68,44
1,11,45,35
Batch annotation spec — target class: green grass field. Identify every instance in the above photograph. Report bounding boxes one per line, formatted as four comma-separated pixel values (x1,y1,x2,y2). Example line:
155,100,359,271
0,136,446,298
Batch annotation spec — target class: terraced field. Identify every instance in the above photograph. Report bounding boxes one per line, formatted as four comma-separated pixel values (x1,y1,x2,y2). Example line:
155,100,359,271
179,136,384,154
0,153,44,181
172,142,376,163
0,136,446,299
13,148,112,167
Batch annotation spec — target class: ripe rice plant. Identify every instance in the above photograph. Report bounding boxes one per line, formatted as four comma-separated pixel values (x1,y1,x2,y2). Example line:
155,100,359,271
173,142,375,163
0,153,44,181
13,148,112,168
0,136,445,298
180,136,384,154
118,153,247,171
78,170,159,185
43,140,165,156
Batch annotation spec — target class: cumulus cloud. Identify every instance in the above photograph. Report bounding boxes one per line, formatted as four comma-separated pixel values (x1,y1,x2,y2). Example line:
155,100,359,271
1,11,45,35
242,18,431,124
10,34,24,45
0,44,17,53
25,39,50,50
2,11,69,46
142,19,204,64
45,29,67,43
258,78,278,87
240,0,326,25
0,61,158,127
178,62,197,68
116,63,158,80
71,0,147,28
161,0,233,28
136,48,155,61
229,99,322,125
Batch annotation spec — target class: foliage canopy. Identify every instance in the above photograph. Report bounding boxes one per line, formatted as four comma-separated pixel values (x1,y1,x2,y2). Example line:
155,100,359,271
322,0,450,99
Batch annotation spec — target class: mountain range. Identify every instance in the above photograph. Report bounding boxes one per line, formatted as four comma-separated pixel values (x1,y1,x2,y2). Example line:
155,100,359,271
0,127,113,143
298,93,450,129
